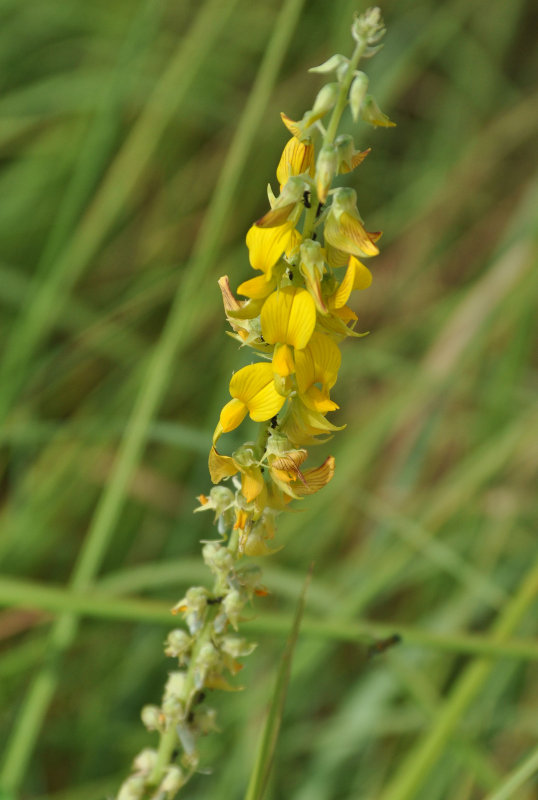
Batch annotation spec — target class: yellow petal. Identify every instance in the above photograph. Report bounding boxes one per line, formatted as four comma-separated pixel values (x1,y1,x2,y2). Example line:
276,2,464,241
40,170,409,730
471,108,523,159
280,112,301,137
303,385,339,413
237,274,276,300
329,258,356,309
351,255,373,290
324,211,379,258
272,343,295,377
256,203,297,228
276,137,315,187
241,467,265,503
209,446,238,484
219,398,248,434
295,332,341,394
260,287,316,350
248,380,287,421
246,221,294,274
229,362,274,403
293,456,335,496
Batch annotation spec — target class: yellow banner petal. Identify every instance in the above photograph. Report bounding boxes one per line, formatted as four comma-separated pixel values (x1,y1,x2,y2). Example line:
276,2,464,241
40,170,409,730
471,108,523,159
248,380,287,421
246,221,294,273
272,343,295,377
260,287,316,350
229,363,275,403
293,456,335,496
287,288,316,350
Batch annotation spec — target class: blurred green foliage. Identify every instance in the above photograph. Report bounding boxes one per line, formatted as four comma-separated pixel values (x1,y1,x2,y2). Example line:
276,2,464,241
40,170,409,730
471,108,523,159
0,0,537,798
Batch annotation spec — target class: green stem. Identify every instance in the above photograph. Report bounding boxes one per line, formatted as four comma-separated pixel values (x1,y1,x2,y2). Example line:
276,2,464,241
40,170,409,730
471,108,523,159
301,36,367,243
324,38,367,146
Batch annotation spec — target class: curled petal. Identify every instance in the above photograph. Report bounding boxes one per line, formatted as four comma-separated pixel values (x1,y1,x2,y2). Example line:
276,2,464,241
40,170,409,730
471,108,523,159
229,363,286,422
209,446,238,484
293,456,335,496
272,343,295,377
241,467,265,503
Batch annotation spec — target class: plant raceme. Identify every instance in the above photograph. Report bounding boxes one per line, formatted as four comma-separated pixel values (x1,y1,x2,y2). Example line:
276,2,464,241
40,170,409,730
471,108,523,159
116,8,394,799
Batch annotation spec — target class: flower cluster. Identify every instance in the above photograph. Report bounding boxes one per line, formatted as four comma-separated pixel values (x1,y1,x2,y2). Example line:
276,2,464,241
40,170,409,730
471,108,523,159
116,9,393,799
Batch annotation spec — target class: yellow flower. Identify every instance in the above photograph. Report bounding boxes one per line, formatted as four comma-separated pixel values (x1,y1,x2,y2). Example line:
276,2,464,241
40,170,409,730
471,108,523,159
281,397,345,446
214,363,286,442
276,136,315,189
246,221,296,279
295,332,341,413
208,446,266,504
326,255,372,321
324,187,381,266
260,287,316,377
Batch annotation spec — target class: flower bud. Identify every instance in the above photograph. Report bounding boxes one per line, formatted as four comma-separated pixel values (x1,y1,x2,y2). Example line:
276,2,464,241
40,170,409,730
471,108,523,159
316,143,338,203
172,586,208,634
133,748,158,774
195,705,219,735
164,629,192,661
352,7,385,46
194,642,220,689
220,636,257,659
308,53,348,75
360,95,396,128
202,541,234,577
349,72,369,121
141,704,162,732
159,765,186,797
117,775,146,800
311,82,340,118
222,589,244,629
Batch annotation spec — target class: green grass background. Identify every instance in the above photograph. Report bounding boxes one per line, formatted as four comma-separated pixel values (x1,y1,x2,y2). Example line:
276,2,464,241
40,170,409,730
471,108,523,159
0,0,537,798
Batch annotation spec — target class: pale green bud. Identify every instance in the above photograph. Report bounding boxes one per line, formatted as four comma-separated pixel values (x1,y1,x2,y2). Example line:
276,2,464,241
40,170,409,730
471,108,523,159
311,82,340,118
220,636,257,659
194,642,220,689
222,589,244,629
133,748,158,774
232,443,258,468
195,705,218,735
331,187,358,218
352,7,385,46
117,775,146,800
360,94,396,127
316,143,338,203
335,134,354,170
202,541,234,577
309,53,348,75
164,629,192,660
159,765,186,797
162,671,189,718
349,72,369,121
141,704,162,731
172,586,208,634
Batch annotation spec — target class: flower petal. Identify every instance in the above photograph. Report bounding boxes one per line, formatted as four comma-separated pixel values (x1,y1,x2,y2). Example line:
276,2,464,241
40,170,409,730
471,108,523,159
209,446,238,484
272,343,295,377
229,363,274,403
276,137,315,187
260,287,316,350
351,255,373,290
237,274,276,300
241,467,265,503
324,211,379,258
219,398,248,434
246,221,294,273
